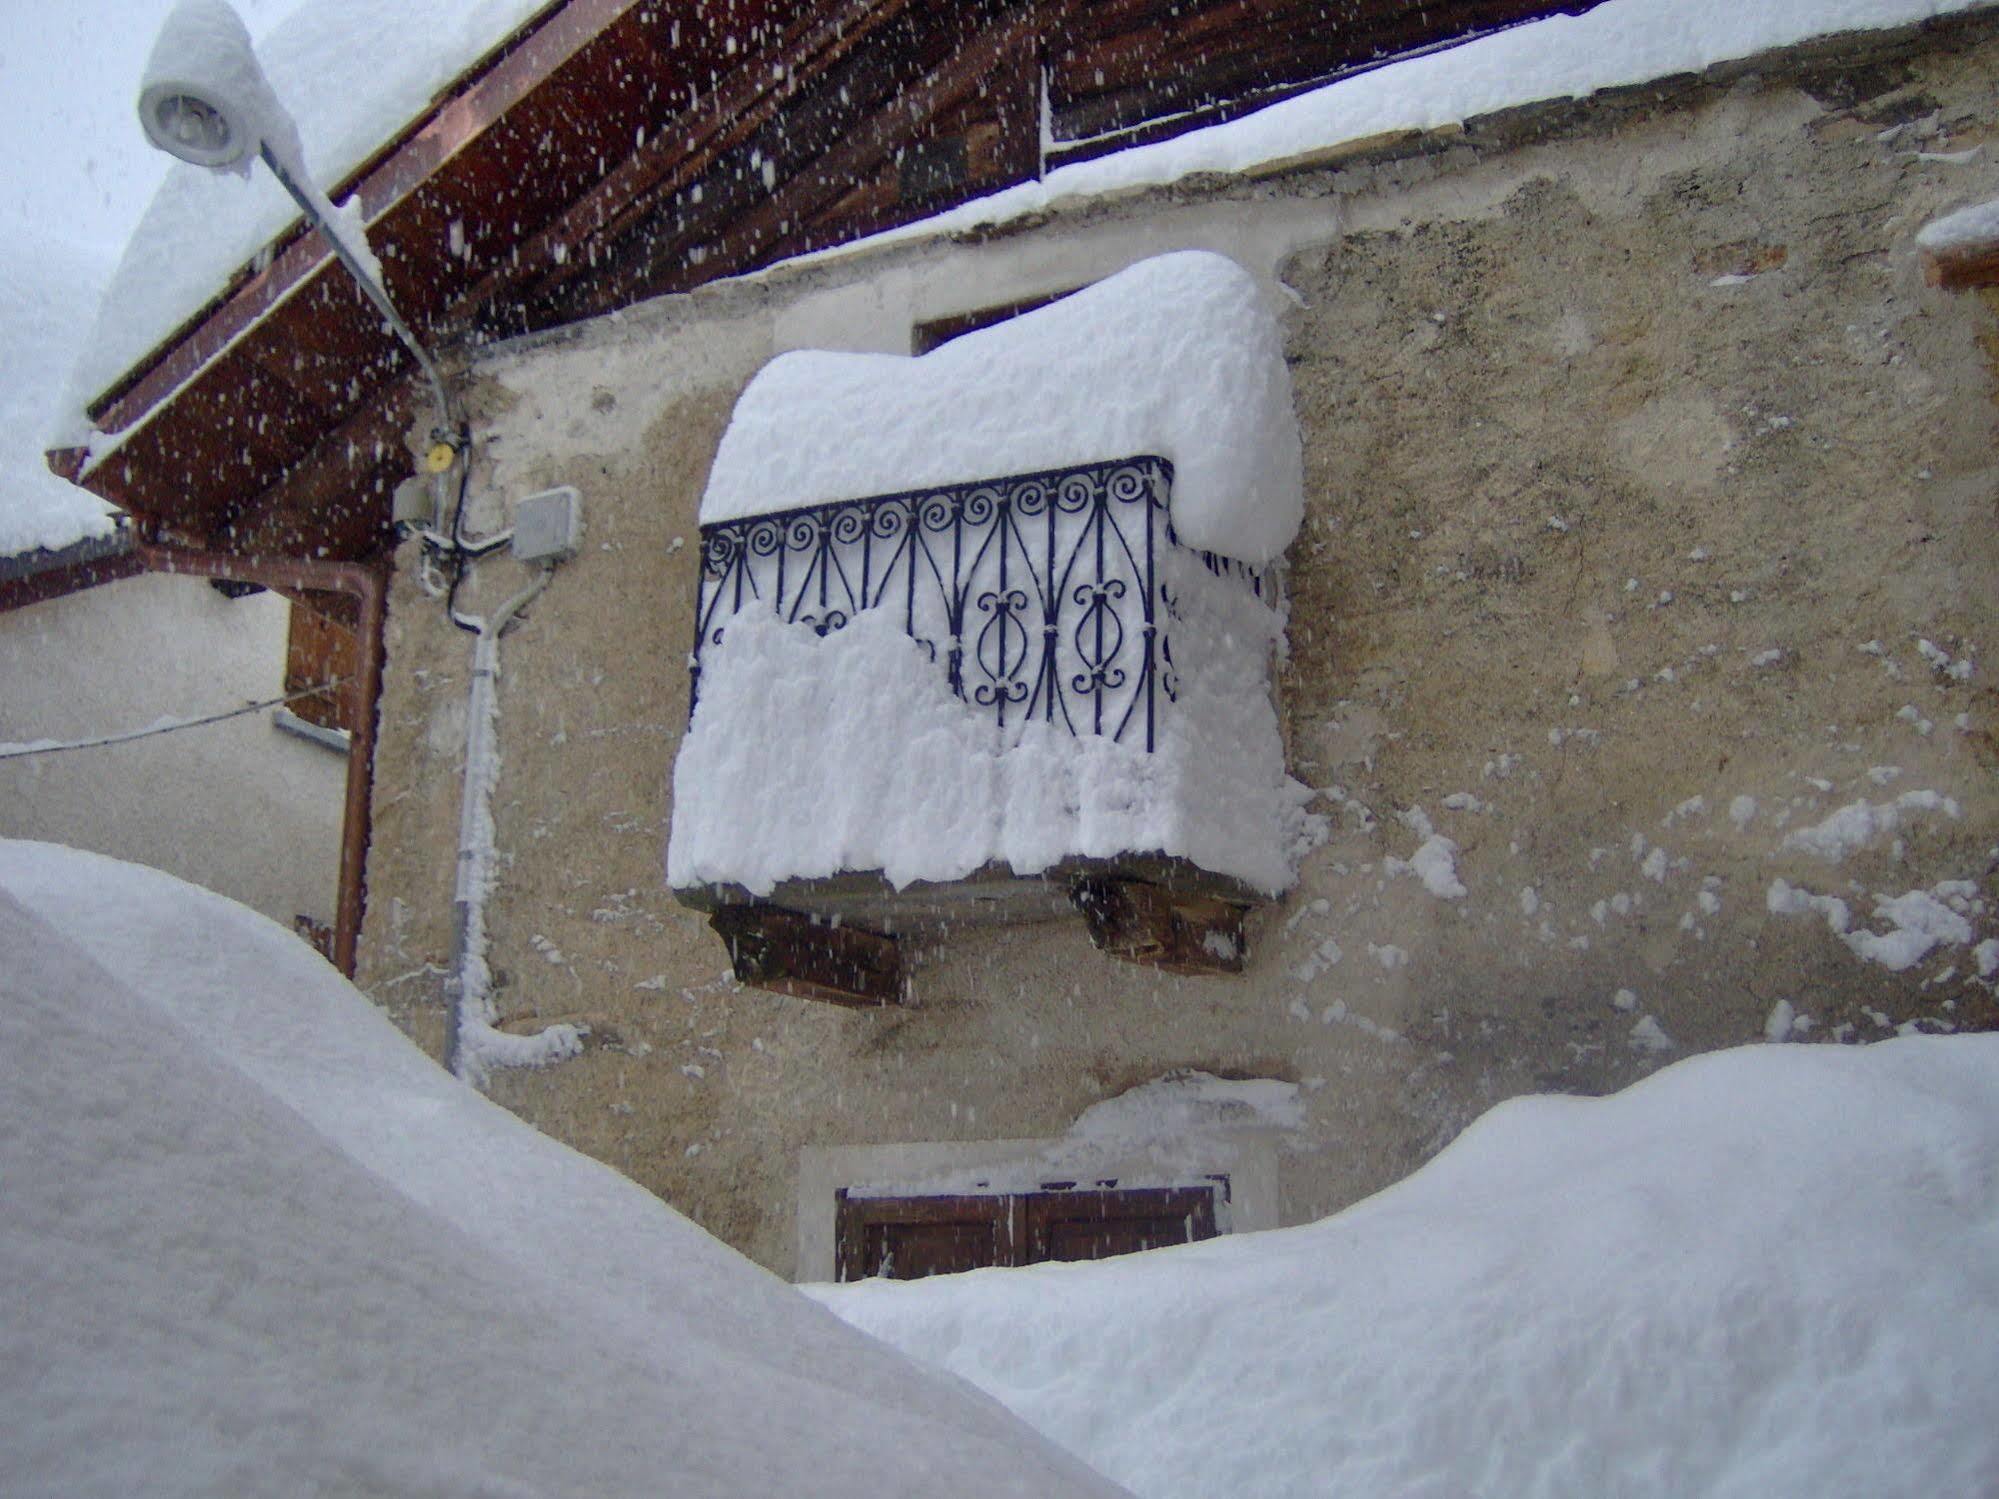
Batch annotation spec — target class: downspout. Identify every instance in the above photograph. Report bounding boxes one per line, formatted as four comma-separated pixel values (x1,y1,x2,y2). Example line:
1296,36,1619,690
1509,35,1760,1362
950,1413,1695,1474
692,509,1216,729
136,540,385,979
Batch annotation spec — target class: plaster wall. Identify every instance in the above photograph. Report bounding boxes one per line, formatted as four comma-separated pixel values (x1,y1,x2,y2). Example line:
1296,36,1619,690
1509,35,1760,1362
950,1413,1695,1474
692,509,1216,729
0,574,344,928
358,20,1999,1278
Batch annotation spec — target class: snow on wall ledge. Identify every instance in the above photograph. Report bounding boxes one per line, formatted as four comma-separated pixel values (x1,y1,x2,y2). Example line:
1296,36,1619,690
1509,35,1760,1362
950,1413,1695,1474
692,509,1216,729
698,251,1304,567
667,556,1316,899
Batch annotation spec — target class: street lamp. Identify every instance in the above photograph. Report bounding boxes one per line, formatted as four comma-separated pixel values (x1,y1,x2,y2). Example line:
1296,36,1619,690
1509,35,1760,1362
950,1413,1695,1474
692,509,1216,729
137,0,457,432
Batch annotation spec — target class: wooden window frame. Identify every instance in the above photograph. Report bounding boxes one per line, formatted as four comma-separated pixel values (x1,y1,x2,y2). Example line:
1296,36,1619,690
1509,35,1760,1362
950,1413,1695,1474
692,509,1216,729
797,1137,1280,1282
910,285,1081,354
833,1180,1221,1282
284,597,360,736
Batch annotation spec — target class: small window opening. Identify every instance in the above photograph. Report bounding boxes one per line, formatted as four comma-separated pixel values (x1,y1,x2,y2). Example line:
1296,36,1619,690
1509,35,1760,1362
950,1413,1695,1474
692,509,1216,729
911,285,1082,354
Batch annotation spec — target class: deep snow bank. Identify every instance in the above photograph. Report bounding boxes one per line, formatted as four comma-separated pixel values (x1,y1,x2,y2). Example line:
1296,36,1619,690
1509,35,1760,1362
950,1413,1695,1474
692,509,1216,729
0,840,1127,1499
813,1034,1999,1499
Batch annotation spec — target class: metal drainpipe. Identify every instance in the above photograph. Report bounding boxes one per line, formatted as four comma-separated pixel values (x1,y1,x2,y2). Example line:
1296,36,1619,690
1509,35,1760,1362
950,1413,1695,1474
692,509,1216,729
136,541,386,978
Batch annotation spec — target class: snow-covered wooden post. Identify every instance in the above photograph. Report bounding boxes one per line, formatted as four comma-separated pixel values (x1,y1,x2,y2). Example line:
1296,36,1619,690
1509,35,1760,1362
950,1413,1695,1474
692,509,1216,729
667,252,1317,999
1919,197,1999,291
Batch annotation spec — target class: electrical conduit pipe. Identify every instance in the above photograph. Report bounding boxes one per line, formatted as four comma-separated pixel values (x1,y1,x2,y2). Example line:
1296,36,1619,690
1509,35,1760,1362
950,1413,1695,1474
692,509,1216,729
440,566,583,1083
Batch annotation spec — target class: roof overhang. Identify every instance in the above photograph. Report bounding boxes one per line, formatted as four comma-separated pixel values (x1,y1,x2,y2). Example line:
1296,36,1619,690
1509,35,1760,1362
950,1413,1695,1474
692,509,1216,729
0,525,141,612
46,0,1605,570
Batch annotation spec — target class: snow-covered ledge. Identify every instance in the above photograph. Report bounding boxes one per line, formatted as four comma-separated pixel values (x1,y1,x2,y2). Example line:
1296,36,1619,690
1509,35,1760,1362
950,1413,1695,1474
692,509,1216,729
667,253,1318,997
1920,195,1999,292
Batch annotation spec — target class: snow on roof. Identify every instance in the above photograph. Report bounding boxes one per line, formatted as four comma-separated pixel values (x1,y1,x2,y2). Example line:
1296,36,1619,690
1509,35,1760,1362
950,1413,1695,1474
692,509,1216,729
57,0,547,440
830,0,1997,257
1,232,120,558
701,251,1304,566
814,1032,1999,1498
59,0,1991,449
0,839,1125,1499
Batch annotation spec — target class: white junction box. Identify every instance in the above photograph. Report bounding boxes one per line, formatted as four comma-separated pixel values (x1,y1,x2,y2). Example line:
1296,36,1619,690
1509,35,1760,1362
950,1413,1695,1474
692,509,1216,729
512,485,583,564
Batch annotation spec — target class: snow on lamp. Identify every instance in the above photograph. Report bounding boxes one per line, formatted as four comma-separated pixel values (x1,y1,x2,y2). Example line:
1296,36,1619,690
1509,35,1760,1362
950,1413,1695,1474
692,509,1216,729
136,0,457,433
138,0,288,174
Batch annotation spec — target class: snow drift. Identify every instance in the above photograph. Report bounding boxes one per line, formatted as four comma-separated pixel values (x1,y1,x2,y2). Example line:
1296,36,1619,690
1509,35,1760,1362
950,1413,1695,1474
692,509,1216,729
814,1034,1999,1499
0,840,1127,1499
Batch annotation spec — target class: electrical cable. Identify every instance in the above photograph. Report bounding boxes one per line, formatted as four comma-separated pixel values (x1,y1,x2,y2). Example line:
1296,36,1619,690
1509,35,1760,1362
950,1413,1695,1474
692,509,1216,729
0,678,346,760
437,434,495,635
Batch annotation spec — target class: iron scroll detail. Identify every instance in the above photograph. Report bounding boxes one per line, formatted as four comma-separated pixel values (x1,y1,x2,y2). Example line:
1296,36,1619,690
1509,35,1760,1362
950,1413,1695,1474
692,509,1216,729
689,456,1263,752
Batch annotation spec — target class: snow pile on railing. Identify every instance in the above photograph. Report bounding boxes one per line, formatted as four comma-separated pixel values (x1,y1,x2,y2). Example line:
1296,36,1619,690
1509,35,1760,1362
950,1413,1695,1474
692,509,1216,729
670,254,1312,899
701,251,1302,566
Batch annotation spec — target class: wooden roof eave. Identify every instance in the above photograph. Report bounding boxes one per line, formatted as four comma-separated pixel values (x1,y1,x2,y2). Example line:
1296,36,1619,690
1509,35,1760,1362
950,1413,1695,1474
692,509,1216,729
44,0,1619,563
77,0,630,444
45,0,908,554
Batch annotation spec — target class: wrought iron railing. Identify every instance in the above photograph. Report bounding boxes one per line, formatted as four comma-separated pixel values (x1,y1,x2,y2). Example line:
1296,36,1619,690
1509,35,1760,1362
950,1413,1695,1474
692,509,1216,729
691,455,1264,752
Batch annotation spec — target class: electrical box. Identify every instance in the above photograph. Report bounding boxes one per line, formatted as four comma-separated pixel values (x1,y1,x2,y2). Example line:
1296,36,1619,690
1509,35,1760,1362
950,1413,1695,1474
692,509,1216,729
512,486,582,564
391,473,435,529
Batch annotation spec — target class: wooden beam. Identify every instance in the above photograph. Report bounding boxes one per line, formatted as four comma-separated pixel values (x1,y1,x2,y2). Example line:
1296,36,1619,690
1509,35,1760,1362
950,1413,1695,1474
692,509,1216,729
1923,233,1999,292
223,375,423,561
558,22,939,307
709,905,905,1006
455,0,920,327
614,3,1042,306
1070,876,1248,976
1046,0,1607,149
0,548,145,614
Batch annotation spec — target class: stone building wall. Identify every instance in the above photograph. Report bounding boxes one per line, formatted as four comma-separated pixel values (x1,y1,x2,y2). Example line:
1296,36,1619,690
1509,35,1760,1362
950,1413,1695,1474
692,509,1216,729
1,575,344,931
357,15,1999,1277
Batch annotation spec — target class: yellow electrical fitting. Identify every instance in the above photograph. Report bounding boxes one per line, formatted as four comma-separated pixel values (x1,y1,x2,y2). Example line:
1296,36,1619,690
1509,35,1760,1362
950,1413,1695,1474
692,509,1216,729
423,441,457,474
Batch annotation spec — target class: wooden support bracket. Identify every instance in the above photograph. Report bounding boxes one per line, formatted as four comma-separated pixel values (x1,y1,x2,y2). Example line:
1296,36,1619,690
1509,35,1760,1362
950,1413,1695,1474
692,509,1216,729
1922,236,1999,293
709,905,904,1007
1069,877,1248,977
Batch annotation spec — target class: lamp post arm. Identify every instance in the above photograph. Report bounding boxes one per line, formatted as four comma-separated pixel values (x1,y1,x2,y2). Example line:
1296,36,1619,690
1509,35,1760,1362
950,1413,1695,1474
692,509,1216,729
259,142,458,433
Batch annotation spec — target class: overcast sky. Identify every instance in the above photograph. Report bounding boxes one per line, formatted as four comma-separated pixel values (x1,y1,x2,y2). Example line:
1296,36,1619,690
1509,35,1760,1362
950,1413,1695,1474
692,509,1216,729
0,0,301,252
0,0,301,544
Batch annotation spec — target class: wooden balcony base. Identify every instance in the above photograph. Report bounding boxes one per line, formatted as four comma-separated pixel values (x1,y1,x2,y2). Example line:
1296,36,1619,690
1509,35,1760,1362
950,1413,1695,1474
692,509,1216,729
709,905,904,1007
686,859,1256,1002
1069,877,1248,977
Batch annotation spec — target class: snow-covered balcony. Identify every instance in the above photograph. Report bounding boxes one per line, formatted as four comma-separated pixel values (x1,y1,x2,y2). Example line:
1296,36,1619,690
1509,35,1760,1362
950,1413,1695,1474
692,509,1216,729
667,253,1316,1002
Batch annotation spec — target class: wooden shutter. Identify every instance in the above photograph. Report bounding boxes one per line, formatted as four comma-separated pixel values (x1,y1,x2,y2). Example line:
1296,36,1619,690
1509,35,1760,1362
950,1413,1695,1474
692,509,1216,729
285,601,359,734
835,1183,1218,1281
1027,1186,1217,1264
